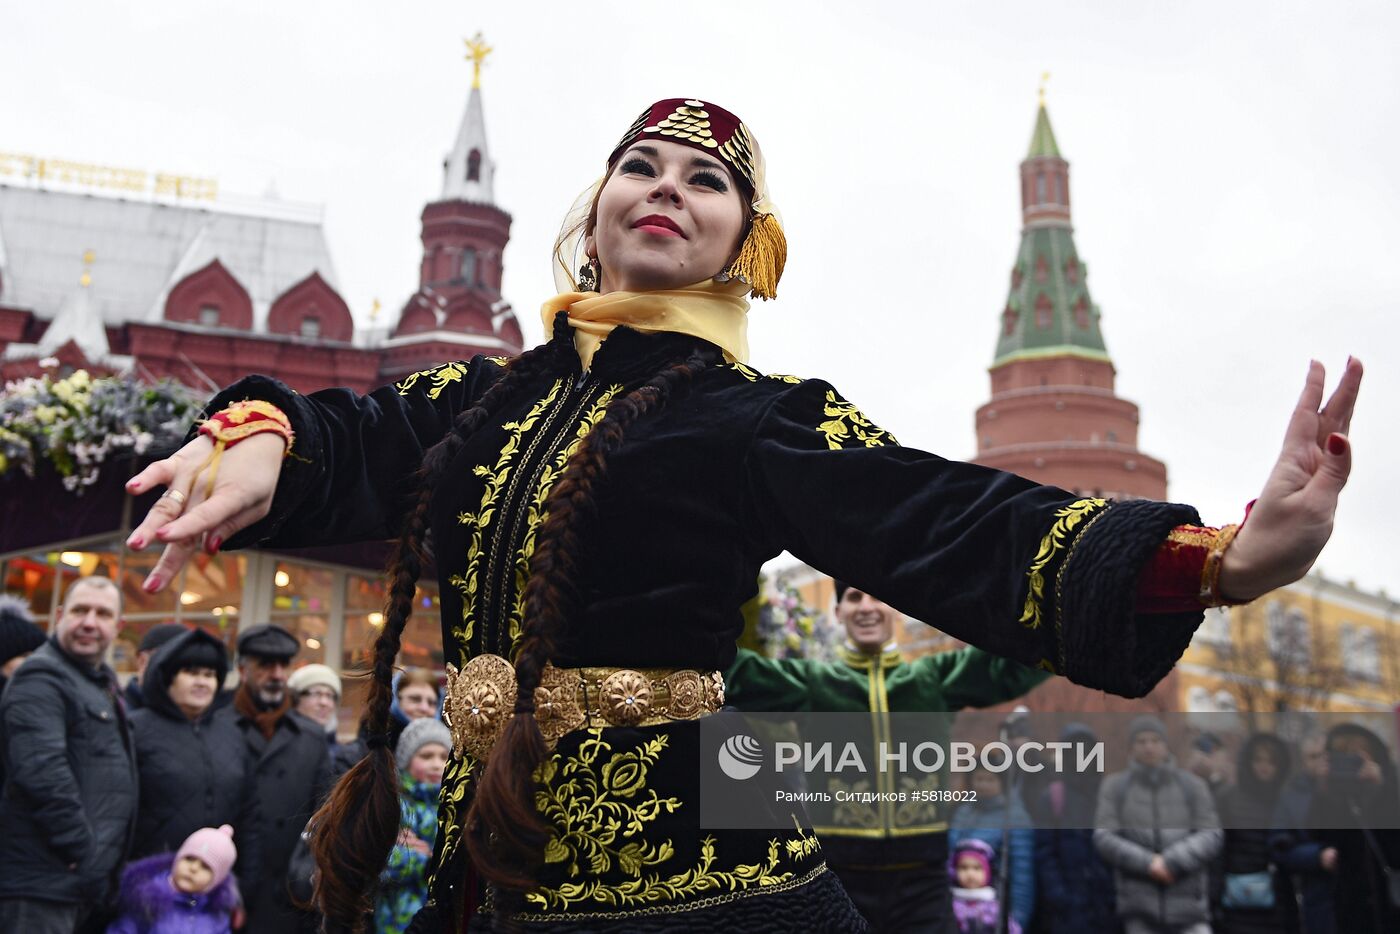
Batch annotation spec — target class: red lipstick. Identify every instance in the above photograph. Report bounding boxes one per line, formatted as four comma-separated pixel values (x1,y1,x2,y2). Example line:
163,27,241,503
633,214,686,238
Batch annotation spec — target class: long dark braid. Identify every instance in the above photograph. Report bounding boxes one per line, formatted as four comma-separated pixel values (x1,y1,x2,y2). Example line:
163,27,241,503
309,343,561,930
464,349,712,903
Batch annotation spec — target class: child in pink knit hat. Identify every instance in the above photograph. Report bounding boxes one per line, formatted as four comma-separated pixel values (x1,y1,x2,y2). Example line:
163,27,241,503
108,825,242,934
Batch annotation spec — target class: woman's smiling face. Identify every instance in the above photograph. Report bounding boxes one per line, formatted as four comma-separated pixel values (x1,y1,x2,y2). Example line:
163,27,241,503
587,139,748,293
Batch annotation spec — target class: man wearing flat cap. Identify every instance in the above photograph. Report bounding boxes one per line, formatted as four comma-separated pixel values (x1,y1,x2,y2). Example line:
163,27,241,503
216,623,331,934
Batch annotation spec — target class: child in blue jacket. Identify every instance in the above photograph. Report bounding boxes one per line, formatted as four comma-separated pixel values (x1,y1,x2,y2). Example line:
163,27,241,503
375,717,450,934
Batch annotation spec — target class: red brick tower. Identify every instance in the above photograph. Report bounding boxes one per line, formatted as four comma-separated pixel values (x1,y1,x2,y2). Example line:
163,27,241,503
968,99,1176,713
381,37,524,381
973,101,1166,502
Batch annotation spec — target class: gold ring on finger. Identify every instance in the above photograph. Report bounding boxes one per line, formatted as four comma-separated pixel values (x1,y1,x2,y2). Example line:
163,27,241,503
161,488,188,506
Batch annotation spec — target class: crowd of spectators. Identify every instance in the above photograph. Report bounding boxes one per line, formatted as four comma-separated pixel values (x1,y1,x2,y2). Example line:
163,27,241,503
0,576,446,933
2,575,1398,933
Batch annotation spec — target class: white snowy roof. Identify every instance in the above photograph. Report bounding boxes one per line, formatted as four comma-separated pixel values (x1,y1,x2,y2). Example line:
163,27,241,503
0,182,339,332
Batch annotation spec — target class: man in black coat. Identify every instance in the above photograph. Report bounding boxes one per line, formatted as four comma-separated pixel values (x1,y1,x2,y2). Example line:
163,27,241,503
128,627,263,893
0,576,138,933
217,623,331,934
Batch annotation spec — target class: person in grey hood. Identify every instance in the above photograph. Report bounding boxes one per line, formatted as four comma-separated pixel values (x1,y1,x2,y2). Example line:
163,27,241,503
127,627,263,893
1094,715,1223,934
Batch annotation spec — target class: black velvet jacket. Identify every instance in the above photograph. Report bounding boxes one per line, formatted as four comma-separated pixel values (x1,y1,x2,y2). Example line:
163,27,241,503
204,320,1205,926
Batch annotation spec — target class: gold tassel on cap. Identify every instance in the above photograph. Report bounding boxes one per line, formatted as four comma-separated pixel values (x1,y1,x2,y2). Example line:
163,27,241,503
724,212,787,301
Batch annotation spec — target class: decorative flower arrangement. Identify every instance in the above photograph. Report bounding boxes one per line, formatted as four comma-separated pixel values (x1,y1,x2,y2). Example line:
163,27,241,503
756,575,841,661
0,368,201,492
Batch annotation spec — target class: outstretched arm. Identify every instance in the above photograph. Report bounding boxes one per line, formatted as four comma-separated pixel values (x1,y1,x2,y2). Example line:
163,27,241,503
125,359,507,591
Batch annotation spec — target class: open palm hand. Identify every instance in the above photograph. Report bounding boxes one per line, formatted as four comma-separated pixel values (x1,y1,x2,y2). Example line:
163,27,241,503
1218,358,1362,601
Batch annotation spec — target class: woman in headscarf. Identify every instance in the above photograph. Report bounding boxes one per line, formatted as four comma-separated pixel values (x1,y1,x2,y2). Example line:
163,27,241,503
124,98,1362,932
127,628,263,895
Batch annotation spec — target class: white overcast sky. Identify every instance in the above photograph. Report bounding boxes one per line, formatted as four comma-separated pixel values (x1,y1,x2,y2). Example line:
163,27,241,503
5,0,1398,597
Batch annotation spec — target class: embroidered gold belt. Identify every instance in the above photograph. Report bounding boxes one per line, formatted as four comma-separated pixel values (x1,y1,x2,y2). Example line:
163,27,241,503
443,654,726,761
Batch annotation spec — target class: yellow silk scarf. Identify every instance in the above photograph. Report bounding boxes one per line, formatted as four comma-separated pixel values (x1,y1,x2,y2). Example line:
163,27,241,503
540,277,751,371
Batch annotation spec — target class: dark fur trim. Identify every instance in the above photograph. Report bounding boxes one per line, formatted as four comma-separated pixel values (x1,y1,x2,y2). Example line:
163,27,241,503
1058,499,1204,698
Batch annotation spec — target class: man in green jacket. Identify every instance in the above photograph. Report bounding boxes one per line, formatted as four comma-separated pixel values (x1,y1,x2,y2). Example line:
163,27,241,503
725,580,1049,933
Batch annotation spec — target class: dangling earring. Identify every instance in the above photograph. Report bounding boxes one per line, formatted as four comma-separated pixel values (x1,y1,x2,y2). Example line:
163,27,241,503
576,258,600,292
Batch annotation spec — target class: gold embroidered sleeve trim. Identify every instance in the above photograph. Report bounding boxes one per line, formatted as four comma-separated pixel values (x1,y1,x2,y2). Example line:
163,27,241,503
816,390,899,450
395,360,469,400
725,362,803,384
1019,498,1108,631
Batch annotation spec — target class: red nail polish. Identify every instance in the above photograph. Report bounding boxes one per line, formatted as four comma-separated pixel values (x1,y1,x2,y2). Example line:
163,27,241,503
1327,434,1347,456
208,536,222,553
143,576,161,593
129,535,145,550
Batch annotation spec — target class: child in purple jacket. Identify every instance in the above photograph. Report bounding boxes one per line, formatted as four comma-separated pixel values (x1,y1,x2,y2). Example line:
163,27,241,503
108,824,242,934
951,837,1022,934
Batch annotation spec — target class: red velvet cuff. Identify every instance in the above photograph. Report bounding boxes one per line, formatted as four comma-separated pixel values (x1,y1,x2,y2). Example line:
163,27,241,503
1136,502,1254,613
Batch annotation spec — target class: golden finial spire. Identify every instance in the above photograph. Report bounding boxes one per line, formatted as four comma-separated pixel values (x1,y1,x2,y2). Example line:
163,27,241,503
79,249,95,288
1038,71,1050,107
369,298,382,324
464,31,493,90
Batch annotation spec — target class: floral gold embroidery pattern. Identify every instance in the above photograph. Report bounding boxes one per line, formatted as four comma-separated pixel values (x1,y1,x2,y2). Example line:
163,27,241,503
395,361,469,400
725,362,803,384
1019,498,1108,631
816,390,899,450
532,730,682,886
783,819,822,860
450,379,565,644
520,730,821,916
827,777,880,829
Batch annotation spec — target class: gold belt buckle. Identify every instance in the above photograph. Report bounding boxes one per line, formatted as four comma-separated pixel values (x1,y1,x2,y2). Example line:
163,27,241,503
443,655,725,761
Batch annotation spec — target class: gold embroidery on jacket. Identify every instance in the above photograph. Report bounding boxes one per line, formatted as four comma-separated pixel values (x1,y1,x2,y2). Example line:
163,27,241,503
395,361,469,400
426,752,478,895
503,384,622,653
1019,498,1108,631
784,820,822,860
817,390,899,450
827,777,880,829
726,362,803,384
534,730,682,885
449,379,565,644
523,730,820,914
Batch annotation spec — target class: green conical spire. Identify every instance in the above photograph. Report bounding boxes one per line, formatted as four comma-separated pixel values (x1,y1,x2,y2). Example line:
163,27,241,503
1027,103,1060,159
994,98,1108,368
993,226,1108,366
